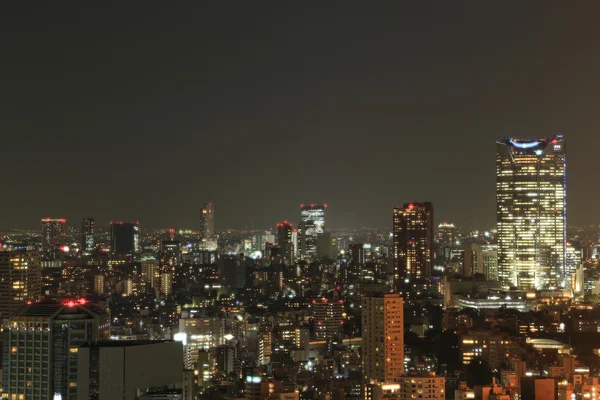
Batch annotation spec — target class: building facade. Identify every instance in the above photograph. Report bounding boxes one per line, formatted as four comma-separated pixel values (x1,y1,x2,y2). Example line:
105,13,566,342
81,218,95,255
361,293,404,384
298,204,326,262
393,203,434,290
199,202,215,242
496,136,566,290
2,300,109,400
41,218,66,260
110,222,140,256
0,244,41,322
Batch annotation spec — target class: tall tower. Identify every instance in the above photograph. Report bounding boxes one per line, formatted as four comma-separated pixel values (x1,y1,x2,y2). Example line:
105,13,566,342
81,217,95,254
361,293,404,384
276,221,293,265
200,202,215,241
40,218,66,260
392,203,434,290
496,135,566,290
298,204,326,262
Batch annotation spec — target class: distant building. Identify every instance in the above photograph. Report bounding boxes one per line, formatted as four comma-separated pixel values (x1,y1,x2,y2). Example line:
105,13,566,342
41,217,66,260
81,217,95,254
2,300,109,400
393,203,434,290
199,202,215,241
316,232,336,259
349,243,365,266
497,136,566,290
77,340,183,400
298,204,326,262
277,221,294,265
438,222,457,247
0,244,41,321
361,293,404,384
312,297,344,341
110,221,140,255
463,243,498,280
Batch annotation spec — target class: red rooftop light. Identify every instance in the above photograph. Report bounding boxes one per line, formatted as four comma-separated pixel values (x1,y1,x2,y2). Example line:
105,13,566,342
408,204,415,210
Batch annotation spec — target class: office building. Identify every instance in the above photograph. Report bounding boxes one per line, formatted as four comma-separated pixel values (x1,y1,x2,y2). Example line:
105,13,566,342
110,222,140,256
0,244,41,322
463,243,499,280
361,293,404,384
496,136,566,290
77,340,183,400
81,218,95,254
393,203,434,289
41,218,66,260
2,299,109,400
298,204,326,262
316,231,336,260
217,254,246,289
199,202,215,241
277,221,294,265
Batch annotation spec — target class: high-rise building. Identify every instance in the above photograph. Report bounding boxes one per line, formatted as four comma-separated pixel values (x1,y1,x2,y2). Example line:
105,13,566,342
298,204,326,262
77,341,183,400
199,202,215,241
81,217,95,254
2,299,109,400
110,222,140,256
0,244,41,322
312,297,344,341
496,136,566,290
396,373,445,400
41,218,66,260
392,203,434,290
361,293,404,384
276,221,294,265
349,243,365,266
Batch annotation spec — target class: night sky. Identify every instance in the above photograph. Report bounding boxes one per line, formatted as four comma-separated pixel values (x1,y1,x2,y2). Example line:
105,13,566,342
2,3,599,230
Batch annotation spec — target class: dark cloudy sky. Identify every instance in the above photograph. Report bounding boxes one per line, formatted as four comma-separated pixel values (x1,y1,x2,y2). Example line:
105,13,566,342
2,3,599,230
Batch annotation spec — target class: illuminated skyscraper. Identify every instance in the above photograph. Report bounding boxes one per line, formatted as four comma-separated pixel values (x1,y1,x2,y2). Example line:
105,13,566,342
81,217,95,254
110,221,140,256
361,293,404,385
392,203,434,290
199,202,215,241
298,204,326,262
40,218,66,260
496,136,566,289
0,244,41,321
276,221,294,265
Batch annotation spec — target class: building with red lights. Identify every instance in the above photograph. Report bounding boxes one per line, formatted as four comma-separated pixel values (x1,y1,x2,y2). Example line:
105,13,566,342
2,300,109,400
392,203,434,291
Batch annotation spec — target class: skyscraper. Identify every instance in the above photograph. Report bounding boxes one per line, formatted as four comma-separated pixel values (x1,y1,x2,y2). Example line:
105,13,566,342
0,244,41,321
276,221,293,265
40,218,66,260
81,217,94,254
2,299,109,400
298,204,326,262
496,135,566,290
361,293,404,384
392,203,434,290
199,202,215,241
110,221,140,256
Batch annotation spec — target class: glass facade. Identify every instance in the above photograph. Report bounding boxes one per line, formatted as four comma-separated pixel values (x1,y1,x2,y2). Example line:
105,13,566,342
496,136,566,290
298,204,326,262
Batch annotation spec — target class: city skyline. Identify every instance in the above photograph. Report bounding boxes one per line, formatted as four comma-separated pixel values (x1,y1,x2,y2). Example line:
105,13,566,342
2,3,600,230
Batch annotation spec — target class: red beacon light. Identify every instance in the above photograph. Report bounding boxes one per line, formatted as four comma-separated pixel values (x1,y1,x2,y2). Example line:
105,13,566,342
62,298,88,308
408,203,415,210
